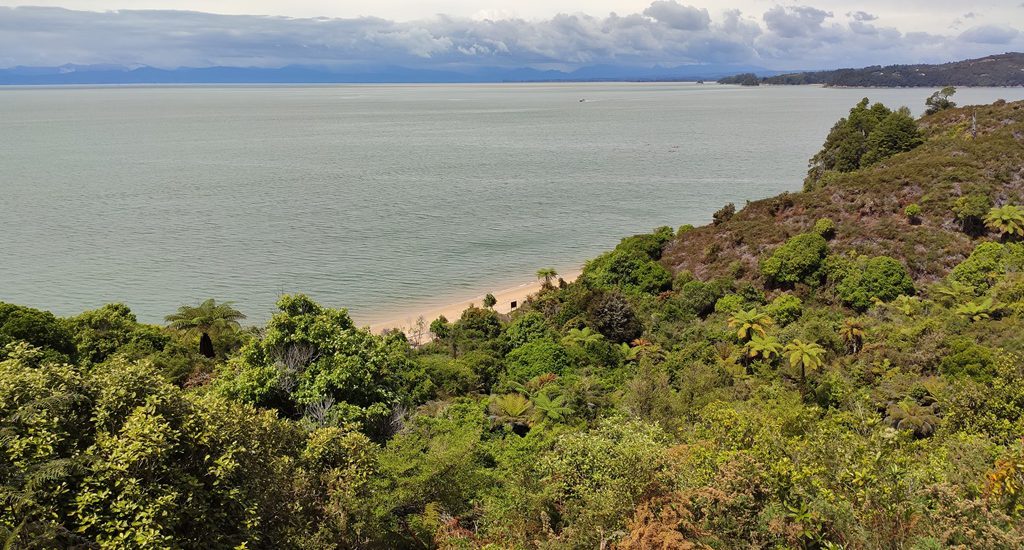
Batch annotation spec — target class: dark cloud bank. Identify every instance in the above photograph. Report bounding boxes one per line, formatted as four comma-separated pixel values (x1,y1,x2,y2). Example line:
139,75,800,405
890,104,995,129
0,2,1020,82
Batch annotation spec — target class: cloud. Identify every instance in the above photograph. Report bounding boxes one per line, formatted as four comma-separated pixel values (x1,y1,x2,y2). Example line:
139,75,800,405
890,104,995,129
847,11,878,22
763,5,832,38
642,1,710,31
0,4,1020,73
959,24,1021,44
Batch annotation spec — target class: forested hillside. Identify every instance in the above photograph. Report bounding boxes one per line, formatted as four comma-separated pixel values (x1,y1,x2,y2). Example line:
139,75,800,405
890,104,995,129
720,52,1024,87
4,96,1024,548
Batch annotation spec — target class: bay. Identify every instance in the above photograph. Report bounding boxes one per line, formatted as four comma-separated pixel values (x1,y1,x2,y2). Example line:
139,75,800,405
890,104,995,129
2,83,1021,324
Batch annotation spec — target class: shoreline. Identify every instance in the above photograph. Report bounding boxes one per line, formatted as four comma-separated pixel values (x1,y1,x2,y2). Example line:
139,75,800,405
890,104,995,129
367,268,582,342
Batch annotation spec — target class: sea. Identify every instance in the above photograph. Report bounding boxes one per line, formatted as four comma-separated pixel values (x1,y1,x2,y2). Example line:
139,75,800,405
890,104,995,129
2,83,1023,324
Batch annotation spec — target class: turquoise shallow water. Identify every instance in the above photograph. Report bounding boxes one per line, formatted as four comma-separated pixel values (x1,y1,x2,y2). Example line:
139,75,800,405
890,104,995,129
2,83,1022,324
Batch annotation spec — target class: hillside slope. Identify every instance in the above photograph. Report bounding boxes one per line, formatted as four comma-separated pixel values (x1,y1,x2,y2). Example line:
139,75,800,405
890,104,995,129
663,99,1024,283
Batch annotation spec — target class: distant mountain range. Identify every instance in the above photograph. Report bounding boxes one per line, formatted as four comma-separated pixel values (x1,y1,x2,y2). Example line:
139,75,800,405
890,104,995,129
719,52,1024,87
0,63,779,86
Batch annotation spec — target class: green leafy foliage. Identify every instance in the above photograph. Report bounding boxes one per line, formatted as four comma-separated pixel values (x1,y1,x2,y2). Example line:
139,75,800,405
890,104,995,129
503,339,570,385
215,294,422,436
834,255,915,311
760,232,829,286
925,86,957,115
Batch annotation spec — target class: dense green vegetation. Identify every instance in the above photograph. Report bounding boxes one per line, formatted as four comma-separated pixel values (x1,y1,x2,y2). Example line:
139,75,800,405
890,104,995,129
4,98,1024,548
719,52,1024,87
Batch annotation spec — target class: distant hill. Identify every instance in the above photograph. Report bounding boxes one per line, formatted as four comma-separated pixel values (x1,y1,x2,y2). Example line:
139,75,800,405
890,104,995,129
0,63,776,85
719,52,1024,87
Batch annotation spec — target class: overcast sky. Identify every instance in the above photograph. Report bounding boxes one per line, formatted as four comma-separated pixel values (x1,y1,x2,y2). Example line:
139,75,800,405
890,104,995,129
1,1,1022,70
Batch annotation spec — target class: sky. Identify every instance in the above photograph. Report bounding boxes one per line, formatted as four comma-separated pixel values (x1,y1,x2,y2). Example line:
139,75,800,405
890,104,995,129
0,1,1022,71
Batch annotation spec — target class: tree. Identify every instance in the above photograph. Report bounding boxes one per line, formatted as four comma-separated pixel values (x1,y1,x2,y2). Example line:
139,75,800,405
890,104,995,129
861,107,923,166
925,86,956,115
953,193,993,236
215,294,420,436
537,268,558,289
985,205,1024,241
884,399,940,438
839,318,866,354
956,297,999,322
164,299,245,359
489,393,533,433
561,327,604,349
784,339,826,383
531,391,572,424
727,309,774,342
744,333,783,362
805,98,893,186
483,293,497,309
929,279,976,306
0,302,76,361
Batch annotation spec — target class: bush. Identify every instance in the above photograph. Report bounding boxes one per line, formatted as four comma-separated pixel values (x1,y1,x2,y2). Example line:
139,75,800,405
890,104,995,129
587,291,644,343
504,312,551,349
0,302,75,361
765,293,803,326
675,279,730,317
953,193,992,236
713,203,736,225
672,270,695,291
813,217,836,239
940,339,996,380
950,242,1024,291
583,249,672,295
760,233,829,286
905,203,922,222
714,294,745,315
835,256,915,311
503,339,571,383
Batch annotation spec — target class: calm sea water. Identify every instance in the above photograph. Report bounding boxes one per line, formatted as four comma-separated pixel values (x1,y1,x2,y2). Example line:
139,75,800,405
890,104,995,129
2,83,1022,324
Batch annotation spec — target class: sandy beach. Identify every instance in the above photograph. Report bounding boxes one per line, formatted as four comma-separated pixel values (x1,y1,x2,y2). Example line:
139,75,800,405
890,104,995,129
368,269,582,342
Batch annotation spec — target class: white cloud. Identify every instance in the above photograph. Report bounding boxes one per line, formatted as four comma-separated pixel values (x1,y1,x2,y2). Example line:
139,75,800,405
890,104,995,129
0,3,1020,72
959,24,1021,44
642,1,710,31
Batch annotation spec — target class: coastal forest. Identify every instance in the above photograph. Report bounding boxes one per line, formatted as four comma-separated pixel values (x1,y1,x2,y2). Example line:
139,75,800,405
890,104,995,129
5,95,1024,549
719,52,1024,87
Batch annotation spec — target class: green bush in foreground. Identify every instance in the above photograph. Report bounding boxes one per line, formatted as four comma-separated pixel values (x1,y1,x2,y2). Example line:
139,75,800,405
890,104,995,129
760,232,828,286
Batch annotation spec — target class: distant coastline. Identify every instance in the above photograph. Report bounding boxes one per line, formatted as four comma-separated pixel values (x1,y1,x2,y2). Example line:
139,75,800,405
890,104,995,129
718,52,1024,88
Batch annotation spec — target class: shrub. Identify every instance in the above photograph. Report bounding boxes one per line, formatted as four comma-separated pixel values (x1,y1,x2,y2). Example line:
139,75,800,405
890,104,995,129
672,270,695,291
765,293,803,326
760,233,829,286
0,302,75,361
813,217,836,239
584,250,672,295
905,203,922,224
835,256,915,311
714,294,745,315
953,193,992,236
713,203,736,225
675,279,729,317
940,339,996,380
504,339,571,383
504,312,552,349
950,242,1024,292
587,291,644,343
